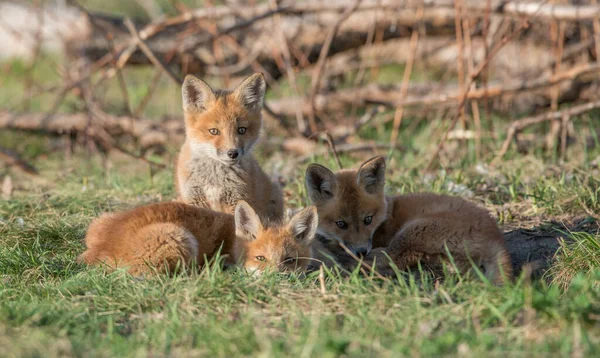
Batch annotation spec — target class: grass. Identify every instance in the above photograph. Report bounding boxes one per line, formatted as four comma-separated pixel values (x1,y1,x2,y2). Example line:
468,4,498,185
2,20,600,356
1,209,600,357
548,229,600,290
1,144,599,356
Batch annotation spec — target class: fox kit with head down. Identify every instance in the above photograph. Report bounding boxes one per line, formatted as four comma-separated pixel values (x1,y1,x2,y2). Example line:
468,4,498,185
305,157,512,284
79,201,317,275
175,73,284,223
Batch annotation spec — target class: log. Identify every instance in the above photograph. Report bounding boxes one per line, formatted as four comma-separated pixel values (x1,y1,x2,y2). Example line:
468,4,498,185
268,62,600,117
0,111,183,152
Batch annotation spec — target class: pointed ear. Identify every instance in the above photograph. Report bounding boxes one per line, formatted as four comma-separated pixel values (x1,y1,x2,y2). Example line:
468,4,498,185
305,164,338,206
232,73,266,111
182,74,216,112
289,206,318,244
357,156,386,194
234,201,262,240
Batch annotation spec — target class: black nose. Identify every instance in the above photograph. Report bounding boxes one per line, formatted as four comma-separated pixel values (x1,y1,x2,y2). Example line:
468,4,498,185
227,149,239,159
355,247,369,257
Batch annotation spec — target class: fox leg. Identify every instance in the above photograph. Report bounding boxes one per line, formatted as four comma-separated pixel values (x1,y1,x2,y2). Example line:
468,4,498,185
129,223,199,275
378,218,511,283
374,218,477,274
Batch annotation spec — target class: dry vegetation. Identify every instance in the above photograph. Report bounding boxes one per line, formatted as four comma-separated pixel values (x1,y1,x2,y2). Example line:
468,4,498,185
1,0,600,356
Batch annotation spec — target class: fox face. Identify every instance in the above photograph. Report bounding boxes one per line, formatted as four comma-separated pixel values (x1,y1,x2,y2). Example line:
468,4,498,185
305,157,388,257
233,201,317,274
182,73,266,165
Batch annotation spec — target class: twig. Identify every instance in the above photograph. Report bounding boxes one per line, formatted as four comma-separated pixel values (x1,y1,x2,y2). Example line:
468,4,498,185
307,0,363,134
124,18,183,85
493,100,600,162
295,142,406,164
336,106,382,143
425,20,530,170
269,0,308,134
389,14,420,154
23,1,44,112
461,0,483,160
546,18,566,157
0,147,39,175
338,242,388,281
453,0,467,131
134,69,163,117
324,132,343,170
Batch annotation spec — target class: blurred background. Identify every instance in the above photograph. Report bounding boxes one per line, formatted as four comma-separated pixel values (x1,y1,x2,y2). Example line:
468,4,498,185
1,0,600,198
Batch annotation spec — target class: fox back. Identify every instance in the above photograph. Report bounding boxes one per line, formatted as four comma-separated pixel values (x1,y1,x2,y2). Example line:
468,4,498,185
305,157,512,283
175,73,284,222
79,201,316,275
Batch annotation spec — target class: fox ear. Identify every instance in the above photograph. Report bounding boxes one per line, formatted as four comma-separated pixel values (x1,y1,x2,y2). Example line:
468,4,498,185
234,201,262,241
305,164,337,206
289,206,318,244
233,73,266,112
357,156,386,194
182,74,215,112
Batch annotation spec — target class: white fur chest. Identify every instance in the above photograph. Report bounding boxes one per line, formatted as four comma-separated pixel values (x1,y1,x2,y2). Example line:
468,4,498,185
182,155,250,211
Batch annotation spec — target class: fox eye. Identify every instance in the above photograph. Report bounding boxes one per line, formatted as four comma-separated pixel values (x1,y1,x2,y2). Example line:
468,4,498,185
238,127,247,135
336,220,348,229
255,256,266,262
208,128,219,135
364,216,373,225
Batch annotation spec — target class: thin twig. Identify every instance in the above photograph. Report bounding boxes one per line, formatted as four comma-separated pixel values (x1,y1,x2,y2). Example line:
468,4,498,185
0,147,39,175
124,18,183,85
426,20,530,170
338,242,389,281
493,99,600,162
324,132,343,170
269,0,308,134
453,0,467,131
460,0,482,160
389,15,420,153
307,0,363,134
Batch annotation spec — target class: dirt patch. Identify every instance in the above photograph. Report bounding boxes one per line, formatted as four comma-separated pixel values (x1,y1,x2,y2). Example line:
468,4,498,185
504,217,599,278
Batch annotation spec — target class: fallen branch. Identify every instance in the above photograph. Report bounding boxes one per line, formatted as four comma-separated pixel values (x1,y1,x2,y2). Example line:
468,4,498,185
0,146,39,175
0,111,183,153
493,100,600,162
307,0,363,134
268,61,600,117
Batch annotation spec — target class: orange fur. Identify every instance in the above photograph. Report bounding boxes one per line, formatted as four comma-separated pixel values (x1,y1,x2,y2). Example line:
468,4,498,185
305,157,513,284
79,201,316,275
174,73,283,222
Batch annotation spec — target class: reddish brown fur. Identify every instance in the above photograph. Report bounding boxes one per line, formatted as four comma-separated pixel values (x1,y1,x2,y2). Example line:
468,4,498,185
79,201,315,275
174,73,283,222
306,157,513,284
235,226,315,274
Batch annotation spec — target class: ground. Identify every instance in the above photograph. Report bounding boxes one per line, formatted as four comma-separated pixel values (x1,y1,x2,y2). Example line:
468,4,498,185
1,9,600,354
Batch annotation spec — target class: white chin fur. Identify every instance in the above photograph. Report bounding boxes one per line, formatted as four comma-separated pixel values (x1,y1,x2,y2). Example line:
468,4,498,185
244,265,263,276
189,141,219,159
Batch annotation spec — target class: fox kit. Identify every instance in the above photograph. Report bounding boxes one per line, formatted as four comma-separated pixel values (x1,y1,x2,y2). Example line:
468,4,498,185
305,157,512,284
175,73,284,223
78,201,318,275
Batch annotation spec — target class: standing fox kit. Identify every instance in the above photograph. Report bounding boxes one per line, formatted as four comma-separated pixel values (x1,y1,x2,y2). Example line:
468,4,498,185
79,201,318,275
175,73,284,222
305,157,512,284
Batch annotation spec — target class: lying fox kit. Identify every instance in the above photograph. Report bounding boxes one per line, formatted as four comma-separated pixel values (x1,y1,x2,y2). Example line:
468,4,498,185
175,73,284,223
78,201,317,275
305,157,512,284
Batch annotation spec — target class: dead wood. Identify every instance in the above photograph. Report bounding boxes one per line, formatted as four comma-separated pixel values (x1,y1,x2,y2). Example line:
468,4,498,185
0,147,38,175
494,99,600,162
269,62,600,119
0,111,183,153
